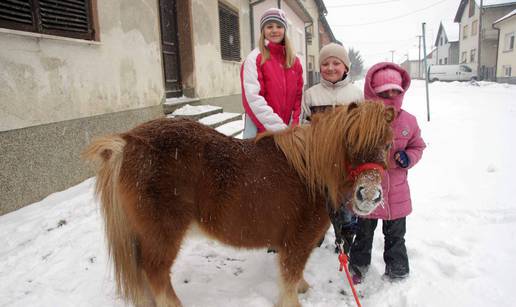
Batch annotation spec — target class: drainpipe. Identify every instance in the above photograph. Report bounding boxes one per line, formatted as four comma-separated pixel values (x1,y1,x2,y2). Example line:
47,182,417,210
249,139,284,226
249,0,267,49
305,21,313,87
493,22,501,82
477,0,483,79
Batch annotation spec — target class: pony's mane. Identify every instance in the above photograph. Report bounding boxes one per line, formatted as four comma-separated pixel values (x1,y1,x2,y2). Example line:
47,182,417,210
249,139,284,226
266,101,390,207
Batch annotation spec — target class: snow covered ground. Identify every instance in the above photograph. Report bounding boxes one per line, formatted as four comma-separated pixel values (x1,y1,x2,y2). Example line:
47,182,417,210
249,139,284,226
1,80,516,307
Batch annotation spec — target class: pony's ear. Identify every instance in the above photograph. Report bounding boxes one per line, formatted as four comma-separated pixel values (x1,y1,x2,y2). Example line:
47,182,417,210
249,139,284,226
347,102,359,113
384,106,396,123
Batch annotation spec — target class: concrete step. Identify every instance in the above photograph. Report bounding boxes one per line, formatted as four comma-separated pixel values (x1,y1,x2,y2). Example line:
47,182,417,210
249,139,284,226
166,104,223,121
215,119,244,138
199,112,242,128
163,97,201,114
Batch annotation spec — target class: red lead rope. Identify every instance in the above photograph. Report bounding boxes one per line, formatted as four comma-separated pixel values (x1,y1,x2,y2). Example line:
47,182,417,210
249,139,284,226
338,251,363,307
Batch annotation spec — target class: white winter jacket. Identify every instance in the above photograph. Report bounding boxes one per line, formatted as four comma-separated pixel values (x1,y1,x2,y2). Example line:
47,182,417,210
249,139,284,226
302,77,363,121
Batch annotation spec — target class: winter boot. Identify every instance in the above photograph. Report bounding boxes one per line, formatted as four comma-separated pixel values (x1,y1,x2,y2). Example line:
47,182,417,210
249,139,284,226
385,262,409,280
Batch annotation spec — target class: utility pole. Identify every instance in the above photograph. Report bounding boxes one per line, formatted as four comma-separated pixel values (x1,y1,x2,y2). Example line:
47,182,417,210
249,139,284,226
416,35,422,79
422,22,431,122
477,0,483,80
389,50,395,62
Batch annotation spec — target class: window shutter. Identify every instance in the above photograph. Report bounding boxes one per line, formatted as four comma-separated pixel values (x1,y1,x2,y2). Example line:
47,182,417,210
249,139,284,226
0,0,35,32
39,0,92,39
218,3,240,62
0,0,94,40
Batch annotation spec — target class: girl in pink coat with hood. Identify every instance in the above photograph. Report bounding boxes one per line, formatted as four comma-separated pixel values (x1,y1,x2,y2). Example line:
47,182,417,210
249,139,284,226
349,62,426,283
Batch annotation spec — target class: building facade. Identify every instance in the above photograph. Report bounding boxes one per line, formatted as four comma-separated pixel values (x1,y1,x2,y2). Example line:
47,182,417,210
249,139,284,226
434,21,460,65
454,0,516,80
493,9,516,83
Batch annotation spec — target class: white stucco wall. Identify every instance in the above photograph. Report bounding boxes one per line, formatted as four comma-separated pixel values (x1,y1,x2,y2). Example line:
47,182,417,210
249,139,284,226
496,16,516,77
190,0,251,99
436,31,452,64
0,0,164,132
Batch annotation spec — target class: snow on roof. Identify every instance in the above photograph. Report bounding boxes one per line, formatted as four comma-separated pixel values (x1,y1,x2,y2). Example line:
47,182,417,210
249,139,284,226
493,8,516,24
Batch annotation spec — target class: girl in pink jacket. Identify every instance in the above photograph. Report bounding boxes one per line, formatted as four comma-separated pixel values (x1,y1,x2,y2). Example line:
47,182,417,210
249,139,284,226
349,62,426,283
240,8,303,138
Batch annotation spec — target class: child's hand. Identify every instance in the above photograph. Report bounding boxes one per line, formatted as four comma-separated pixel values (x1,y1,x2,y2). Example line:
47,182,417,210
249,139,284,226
394,151,410,168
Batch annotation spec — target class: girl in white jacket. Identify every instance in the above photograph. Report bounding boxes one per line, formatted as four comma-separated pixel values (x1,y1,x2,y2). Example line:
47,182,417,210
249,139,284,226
302,43,363,122
304,43,364,255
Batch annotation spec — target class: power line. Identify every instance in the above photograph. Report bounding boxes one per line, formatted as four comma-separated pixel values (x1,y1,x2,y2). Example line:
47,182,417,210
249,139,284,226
332,0,450,27
326,0,400,8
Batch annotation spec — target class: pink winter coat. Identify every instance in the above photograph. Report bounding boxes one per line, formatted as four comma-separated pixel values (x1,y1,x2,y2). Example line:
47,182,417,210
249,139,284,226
364,62,426,220
241,42,303,133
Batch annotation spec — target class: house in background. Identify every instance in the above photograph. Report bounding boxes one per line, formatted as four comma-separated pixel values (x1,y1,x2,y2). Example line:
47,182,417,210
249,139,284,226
434,21,460,65
400,48,437,79
454,0,516,80
493,9,516,83
0,0,335,215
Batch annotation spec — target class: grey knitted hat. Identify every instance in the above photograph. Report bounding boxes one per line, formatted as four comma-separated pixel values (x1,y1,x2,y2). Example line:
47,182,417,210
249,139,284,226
319,43,351,69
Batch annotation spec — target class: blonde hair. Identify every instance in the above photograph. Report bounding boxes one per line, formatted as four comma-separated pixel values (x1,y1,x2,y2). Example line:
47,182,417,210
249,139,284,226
258,29,296,68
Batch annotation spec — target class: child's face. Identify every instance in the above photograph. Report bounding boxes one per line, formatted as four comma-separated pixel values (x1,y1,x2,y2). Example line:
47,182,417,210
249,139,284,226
320,57,347,83
377,89,402,99
263,22,285,44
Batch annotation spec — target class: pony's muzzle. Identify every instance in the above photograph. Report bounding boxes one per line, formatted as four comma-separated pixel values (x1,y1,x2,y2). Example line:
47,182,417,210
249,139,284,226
352,184,383,216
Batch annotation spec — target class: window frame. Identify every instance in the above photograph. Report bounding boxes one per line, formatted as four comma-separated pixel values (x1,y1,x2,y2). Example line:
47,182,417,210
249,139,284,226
463,25,469,39
470,49,476,63
471,20,478,36
0,0,98,41
504,32,515,52
218,2,241,62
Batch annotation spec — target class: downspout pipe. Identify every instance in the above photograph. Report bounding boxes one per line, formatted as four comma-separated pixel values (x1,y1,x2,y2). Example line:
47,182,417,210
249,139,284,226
493,23,501,82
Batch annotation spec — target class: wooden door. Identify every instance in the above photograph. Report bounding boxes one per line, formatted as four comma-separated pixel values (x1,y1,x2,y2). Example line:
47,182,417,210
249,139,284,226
159,0,182,98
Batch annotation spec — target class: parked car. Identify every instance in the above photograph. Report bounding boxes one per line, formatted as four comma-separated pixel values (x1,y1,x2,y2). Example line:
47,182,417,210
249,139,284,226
428,64,478,82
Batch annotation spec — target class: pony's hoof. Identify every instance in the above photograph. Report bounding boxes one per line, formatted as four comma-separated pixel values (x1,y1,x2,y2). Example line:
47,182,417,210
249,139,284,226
297,278,310,293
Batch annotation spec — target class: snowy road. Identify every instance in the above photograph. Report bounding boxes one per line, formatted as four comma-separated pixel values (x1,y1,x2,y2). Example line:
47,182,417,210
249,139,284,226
1,80,516,307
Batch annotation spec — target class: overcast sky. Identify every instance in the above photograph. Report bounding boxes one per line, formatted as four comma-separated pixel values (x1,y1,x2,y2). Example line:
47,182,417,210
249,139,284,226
324,0,461,67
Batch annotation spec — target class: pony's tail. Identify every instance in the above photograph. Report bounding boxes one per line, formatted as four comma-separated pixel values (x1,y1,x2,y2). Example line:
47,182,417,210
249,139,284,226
82,136,145,305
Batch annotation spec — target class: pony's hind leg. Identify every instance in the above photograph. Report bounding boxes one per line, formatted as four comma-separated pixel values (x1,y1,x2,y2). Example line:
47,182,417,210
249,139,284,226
141,245,183,307
276,247,313,307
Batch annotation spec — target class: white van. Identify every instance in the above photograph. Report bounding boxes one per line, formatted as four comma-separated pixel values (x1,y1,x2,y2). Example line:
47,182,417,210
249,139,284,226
428,64,478,82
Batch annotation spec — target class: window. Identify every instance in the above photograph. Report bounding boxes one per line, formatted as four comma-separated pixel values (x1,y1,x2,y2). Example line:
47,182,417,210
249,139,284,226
461,51,468,63
439,59,442,64
503,65,512,77
440,37,443,46
444,57,448,64
0,0,96,40
468,0,475,17
218,3,241,61
461,65,472,72
463,25,469,39
470,49,476,63
504,32,515,51
471,20,478,36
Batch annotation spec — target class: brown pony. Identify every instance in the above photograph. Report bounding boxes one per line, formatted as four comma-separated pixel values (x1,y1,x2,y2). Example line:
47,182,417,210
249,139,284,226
83,101,394,307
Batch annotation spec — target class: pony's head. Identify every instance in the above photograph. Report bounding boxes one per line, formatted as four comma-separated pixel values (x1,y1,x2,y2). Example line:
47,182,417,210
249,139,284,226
272,100,394,216
341,101,395,216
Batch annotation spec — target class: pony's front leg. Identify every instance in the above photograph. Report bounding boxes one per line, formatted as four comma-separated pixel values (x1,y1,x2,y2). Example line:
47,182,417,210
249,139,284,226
276,247,312,307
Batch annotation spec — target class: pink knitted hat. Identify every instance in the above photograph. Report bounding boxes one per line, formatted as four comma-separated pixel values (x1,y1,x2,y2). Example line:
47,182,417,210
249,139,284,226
260,8,288,30
371,68,404,94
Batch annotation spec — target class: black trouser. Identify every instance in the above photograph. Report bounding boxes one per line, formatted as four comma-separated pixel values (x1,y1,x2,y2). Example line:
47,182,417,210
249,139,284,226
349,217,408,273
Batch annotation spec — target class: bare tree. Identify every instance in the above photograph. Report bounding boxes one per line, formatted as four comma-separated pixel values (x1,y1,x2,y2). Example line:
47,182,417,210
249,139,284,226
348,47,364,81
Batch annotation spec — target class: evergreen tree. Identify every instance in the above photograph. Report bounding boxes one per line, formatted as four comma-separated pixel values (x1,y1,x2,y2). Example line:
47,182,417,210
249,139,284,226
348,47,364,81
